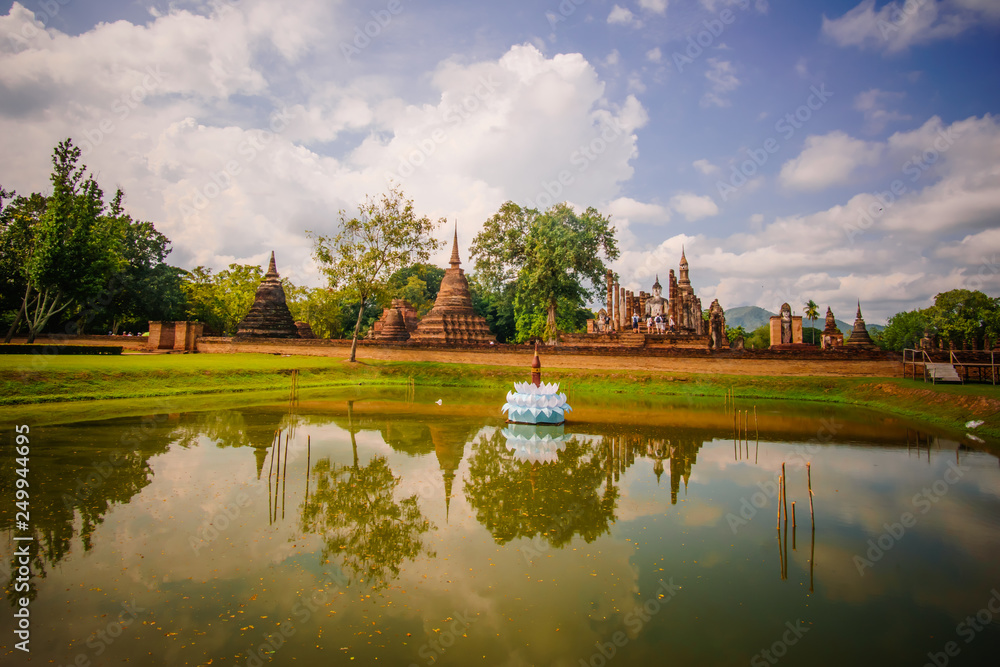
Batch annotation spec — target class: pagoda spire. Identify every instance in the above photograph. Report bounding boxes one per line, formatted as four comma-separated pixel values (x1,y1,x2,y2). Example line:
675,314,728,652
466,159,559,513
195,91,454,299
856,300,863,319
266,251,278,278
449,222,461,269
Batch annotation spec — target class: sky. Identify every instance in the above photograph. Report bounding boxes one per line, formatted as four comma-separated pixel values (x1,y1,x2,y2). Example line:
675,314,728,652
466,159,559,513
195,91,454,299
1,0,998,324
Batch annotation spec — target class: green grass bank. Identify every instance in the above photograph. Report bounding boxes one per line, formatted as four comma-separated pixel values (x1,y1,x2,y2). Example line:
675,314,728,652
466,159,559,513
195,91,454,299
2,353,998,439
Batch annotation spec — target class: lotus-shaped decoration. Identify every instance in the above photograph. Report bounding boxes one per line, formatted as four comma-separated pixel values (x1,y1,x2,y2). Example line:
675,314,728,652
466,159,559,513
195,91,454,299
502,424,568,464
502,381,572,425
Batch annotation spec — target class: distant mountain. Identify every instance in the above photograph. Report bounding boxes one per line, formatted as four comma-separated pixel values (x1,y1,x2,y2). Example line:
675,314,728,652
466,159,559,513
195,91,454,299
725,305,883,336
724,306,773,331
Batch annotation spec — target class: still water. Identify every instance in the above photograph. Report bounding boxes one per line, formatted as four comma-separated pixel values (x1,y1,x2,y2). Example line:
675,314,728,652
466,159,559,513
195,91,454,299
2,388,999,666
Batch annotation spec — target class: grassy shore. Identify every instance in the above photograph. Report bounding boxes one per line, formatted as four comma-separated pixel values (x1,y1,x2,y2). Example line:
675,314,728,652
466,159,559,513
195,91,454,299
2,353,998,438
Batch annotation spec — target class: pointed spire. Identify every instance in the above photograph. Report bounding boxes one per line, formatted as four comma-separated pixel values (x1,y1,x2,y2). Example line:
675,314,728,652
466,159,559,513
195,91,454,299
680,245,688,266
443,469,454,524
653,274,661,289
856,300,863,320
449,221,461,269
266,251,278,278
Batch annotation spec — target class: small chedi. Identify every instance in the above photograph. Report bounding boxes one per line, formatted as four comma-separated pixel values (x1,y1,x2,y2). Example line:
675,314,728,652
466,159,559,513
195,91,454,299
501,344,572,426
372,299,420,341
846,302,877,348
409,227,496,344
236,252,299,338
820,307,844,350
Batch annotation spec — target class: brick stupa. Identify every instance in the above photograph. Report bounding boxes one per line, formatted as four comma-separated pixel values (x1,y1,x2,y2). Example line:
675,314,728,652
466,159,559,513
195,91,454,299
410,227,495,345
236,251,299,338
845,301,877,349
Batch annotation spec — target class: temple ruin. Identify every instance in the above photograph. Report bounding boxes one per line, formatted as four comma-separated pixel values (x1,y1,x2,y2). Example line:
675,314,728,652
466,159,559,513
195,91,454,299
235,252,299,338
372,299,420,342
409,227,496,345
820,307,844,350
845,302,877,349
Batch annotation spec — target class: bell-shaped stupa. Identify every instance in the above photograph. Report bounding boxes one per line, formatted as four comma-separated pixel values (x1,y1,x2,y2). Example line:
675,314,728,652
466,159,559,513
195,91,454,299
236,251,299,338
845,301,877,348
410,225,495,344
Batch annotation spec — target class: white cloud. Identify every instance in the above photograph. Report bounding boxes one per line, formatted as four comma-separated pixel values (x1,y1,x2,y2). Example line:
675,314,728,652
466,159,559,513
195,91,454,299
638,0,669,15
700,58,740,108
669,192,720,221
854,88,911,133
821,0,998,53
605,49,621,66
700,0,769,13
779,131,884,191
607,196,670,225
607,5,643,28
693,158,719,175
646,47,663,63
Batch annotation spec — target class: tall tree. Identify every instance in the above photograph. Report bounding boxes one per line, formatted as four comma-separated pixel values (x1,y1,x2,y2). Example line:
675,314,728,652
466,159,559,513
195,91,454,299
309,185,443,362
926,289,1000,350
470,201,618,343
803,299,819,345
20,140,123,342
181,263,263,335
0,191,46,342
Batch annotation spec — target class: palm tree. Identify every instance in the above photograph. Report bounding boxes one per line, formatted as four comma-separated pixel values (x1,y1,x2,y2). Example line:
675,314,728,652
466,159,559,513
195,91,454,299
804,299,819,344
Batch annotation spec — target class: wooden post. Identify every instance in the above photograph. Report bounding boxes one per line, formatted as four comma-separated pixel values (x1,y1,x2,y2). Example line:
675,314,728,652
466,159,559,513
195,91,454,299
781,462,788,524
792,501,797,528
777,473,783,528
807,462,814,525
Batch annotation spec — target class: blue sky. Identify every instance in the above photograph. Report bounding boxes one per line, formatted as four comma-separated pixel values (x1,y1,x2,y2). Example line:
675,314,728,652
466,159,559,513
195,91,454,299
1,0,998,323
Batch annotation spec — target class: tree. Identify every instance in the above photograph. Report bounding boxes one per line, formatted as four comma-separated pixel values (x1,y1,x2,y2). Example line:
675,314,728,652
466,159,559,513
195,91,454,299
1,192,46,341
926,289,1000,350
470,201,618,344
803,299,819,345
744,324,770,350
181,264,263,335
19,140,123,342
90,190,186,333
309,185,443,362
878,309,929,351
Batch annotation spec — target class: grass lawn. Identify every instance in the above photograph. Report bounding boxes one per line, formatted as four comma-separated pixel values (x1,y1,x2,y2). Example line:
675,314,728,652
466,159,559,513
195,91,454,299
2,352,999,439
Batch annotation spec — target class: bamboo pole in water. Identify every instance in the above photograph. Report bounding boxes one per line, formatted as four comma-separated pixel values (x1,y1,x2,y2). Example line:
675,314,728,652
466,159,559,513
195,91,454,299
777,473,783,528
305,435,311,503
781,462,788,524
808,462,814,526
281,431,290,519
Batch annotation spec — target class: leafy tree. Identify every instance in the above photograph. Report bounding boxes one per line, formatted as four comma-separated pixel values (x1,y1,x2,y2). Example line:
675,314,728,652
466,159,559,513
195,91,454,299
803,299,819,344
879,309,929,351
382,263,444,316
19,140,123,343
470,201,618,343
181,263,262,335
310,185,443,361
469,272,517,343
89,190,185,333
725,324,748,343
0,192,46,341
926,289,1000,350
744,324,770,350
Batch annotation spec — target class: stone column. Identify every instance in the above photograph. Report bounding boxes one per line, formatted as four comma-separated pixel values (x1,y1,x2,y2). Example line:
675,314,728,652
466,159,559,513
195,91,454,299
639,293,647,319
619,287,626,329
611,280,621,331
625,292,632,324
606,270,614,327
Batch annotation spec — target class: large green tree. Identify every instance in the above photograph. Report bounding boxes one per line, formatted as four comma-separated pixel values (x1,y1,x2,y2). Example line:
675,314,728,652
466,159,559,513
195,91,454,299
181,263,263,335
470,201,618,344
926,289,1000,350
309,185,443,362
879,309,929,351
0,191,46,341
803,299,819,345
17,140,123,343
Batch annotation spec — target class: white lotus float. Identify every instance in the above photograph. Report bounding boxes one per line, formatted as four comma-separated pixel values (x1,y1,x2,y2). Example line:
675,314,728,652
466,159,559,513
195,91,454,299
502,381,572,425
502,424,568,464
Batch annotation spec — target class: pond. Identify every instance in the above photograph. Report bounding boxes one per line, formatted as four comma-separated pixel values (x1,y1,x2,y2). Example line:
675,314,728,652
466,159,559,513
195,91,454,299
2,387,999,666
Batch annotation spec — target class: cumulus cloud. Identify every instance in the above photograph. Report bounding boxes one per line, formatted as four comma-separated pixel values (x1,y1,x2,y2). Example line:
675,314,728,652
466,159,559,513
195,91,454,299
638,0,669,15
821,0,998,53
779,131,884,191
607,5,643,28
0,1,650,282
669,192,720,221
646,47,663,63
693,158,719,175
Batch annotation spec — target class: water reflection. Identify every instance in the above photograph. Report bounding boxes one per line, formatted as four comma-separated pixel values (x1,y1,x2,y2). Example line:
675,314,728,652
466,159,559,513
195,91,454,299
2,394,999,666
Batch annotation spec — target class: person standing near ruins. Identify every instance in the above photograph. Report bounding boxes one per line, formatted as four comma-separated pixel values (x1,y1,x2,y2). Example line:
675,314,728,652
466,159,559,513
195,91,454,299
632,313,639,332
